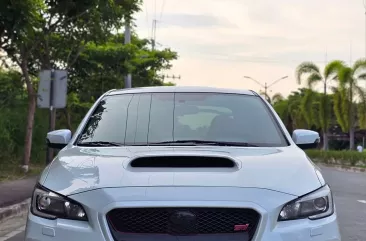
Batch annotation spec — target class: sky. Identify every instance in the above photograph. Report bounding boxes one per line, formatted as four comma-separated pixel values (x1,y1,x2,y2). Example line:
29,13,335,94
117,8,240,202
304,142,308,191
134,0,366,97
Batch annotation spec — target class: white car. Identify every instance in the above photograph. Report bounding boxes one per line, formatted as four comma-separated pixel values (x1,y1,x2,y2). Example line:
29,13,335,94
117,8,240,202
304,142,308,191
25,86,341,241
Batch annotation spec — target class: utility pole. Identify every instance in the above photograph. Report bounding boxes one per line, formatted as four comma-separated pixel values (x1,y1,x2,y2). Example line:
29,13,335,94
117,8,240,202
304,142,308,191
350,40,352,65
124,17,132,88
264,83,268,98
364,0,366,57
46,69,55,164
325,47,327,63
151,19,157,50
243,75,288,101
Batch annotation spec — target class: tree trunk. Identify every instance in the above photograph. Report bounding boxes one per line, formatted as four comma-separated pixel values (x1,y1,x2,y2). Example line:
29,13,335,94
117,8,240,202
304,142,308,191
21,60,36,172
46,108,56,163
350,127,355,150
323,131,329,150
349,88,355,150
64,108,72,131
322,82,329,150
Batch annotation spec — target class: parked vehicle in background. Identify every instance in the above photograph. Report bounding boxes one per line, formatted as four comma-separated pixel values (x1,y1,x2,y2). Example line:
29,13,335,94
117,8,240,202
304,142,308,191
25,86,341,241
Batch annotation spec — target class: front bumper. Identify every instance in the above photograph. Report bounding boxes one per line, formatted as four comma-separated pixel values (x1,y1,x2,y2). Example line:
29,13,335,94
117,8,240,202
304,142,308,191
24,187,341,241
24,211,341,241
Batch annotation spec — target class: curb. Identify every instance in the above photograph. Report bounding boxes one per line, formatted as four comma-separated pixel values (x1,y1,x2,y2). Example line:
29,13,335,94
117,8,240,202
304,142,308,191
0,198,30,224
317,163,366,173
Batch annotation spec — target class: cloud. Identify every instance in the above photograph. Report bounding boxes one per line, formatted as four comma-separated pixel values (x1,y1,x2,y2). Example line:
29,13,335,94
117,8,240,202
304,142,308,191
134,0,366,97
158,14,235,28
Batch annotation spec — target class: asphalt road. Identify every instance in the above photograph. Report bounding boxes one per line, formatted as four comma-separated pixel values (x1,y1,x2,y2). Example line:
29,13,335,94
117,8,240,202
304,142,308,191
3,166,366,241
320,166,366,241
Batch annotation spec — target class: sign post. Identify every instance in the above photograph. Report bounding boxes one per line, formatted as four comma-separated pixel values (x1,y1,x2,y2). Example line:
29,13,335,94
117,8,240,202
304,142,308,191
37,69,68,164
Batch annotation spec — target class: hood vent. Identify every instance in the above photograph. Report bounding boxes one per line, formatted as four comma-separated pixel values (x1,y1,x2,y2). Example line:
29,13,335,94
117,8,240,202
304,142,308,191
130,156,236,168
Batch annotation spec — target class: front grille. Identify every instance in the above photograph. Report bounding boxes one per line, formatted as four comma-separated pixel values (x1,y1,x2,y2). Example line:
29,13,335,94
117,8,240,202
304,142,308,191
107,207,260,240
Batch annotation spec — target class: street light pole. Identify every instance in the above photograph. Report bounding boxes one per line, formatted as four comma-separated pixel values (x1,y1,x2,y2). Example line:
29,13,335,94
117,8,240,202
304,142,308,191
364,0,366,57
124,16,132,88
243,75,288,100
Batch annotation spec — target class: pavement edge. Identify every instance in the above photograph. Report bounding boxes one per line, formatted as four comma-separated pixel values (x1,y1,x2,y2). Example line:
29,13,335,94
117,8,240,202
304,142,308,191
318,163,366,173
0,199,30,224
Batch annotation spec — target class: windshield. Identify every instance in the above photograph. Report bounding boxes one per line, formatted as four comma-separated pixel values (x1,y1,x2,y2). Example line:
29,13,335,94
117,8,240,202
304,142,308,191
77,92,289,147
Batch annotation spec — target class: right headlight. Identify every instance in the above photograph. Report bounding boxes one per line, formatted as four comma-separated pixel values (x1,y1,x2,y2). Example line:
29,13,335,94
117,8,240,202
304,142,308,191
31,184,88,221
278,185,334,221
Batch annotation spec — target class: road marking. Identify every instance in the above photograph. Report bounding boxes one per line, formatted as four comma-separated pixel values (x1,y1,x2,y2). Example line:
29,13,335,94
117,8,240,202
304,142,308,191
0,226,25,241
357,200,366,204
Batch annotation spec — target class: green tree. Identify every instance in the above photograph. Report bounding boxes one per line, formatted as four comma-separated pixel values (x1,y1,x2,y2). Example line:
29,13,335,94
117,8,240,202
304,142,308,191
0,0,44,171
0,0,141,170
273,89,309,133
333,59,366,150
68,35,177,100
295,61,343,150
259,91,284,104
63,34,177,129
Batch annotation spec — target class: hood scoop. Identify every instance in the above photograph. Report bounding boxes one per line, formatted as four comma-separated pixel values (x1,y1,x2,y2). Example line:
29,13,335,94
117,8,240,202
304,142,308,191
130,156,237,168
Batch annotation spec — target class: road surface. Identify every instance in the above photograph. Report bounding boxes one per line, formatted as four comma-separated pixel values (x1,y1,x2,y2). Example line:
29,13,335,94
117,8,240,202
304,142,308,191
2,166,366,241
321,166,366,241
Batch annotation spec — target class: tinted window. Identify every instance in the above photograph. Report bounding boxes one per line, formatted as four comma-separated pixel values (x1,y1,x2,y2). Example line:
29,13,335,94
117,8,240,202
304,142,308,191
126,94,151,144
125,94,151,144
148,93,174,143
79,94,133,143
77,92,288,147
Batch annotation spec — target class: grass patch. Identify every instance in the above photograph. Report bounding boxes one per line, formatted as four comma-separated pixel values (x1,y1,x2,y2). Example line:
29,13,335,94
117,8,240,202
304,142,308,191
0,157,44,183
305,149,366,167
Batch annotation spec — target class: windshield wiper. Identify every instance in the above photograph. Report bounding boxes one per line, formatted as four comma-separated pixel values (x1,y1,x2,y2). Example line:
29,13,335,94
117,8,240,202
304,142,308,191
146,140,258,147
77,141,123,147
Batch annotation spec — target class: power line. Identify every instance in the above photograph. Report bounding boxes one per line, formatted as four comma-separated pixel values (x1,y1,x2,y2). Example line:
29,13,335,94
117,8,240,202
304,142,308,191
154,0,157,19
157,42,361,65
162,74,181,80
150,0,167,50
145,1,150,37
191,53,331,64
175,50,361,64
159,0,166,20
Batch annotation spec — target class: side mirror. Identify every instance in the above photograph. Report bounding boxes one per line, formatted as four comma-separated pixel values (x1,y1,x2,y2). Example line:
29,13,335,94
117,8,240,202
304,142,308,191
47,129,72,149
292,129,320,150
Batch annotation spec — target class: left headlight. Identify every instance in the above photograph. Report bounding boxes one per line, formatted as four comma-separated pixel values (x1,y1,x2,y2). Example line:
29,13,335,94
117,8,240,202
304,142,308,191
31,184,88,221
278,185,334,221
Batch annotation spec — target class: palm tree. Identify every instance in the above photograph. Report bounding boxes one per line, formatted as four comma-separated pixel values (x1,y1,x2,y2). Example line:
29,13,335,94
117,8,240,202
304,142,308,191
272,93,284,104
260,91,284,104
334,59,366,150
295,61,343,150
273,89,309,133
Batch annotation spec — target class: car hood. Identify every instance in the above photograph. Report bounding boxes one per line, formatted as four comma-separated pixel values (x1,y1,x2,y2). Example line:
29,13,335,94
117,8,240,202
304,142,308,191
40,146,321,196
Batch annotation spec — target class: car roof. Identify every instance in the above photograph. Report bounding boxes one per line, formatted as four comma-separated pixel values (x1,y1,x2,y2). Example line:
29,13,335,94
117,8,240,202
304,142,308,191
107,86,256,96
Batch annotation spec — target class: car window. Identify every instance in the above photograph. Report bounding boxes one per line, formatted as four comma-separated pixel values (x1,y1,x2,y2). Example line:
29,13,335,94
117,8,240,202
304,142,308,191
173,93,285,145
77,92,288,147
148,93,174,143
78,94,133,143
125,94,151,144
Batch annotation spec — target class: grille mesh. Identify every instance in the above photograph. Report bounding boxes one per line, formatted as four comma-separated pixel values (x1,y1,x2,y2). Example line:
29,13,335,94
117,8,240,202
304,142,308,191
107,207,260,240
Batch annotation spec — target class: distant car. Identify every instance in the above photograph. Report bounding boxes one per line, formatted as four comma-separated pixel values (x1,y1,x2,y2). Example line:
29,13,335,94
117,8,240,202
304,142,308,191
25,86,341,241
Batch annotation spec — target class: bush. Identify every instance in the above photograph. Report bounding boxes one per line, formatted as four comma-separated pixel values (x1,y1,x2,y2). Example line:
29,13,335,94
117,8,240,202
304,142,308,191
305,149,366,167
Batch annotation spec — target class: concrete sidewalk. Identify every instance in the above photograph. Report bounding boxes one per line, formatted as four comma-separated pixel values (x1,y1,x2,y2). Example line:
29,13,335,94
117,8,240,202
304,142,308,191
0,177,38,223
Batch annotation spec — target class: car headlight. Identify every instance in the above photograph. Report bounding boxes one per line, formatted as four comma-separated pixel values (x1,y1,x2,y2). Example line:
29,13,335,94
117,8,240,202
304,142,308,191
278,185,334,221
31,184,88,221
